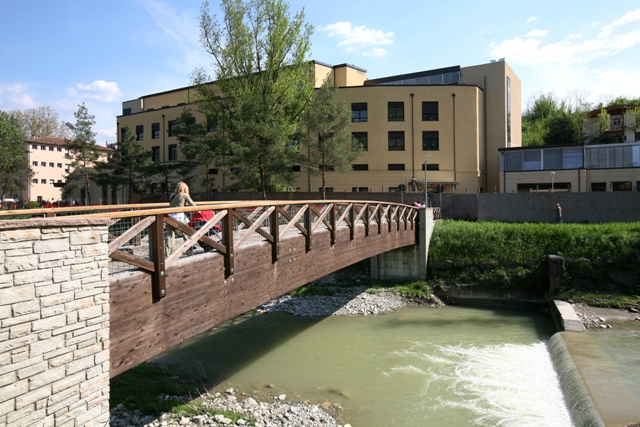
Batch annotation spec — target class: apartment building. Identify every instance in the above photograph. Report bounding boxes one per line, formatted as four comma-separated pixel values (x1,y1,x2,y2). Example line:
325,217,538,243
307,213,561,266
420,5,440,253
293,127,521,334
19,137,116,205
117,60,521,195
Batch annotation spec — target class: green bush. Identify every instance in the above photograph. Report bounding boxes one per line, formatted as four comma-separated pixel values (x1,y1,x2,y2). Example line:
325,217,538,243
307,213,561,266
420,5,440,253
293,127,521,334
23,201,40,209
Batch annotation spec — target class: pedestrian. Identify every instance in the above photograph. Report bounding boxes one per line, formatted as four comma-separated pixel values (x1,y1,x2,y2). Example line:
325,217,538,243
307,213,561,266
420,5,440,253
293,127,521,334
555,203,563,223
165,181,196,255
410,177,418,193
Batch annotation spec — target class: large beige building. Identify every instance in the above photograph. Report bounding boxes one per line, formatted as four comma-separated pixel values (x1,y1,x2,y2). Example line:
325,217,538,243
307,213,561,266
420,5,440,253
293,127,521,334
117,60,521,195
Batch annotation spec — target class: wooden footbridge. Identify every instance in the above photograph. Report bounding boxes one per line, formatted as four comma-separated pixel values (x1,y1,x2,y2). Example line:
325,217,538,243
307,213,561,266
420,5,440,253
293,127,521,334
1,200,420,377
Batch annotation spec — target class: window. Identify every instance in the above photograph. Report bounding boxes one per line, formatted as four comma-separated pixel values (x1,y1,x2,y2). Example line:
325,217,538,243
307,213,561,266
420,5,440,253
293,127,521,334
49,146,54,151
41,146,46,150
352,164,368,171
65,164,69,172
231,167,242,173
324,187,334,192
57,147,62,152
318,165,335,171
41,162,46,167
40,179,46,184
168,121,177,137
388,164,405,171
136,125,144,141
422,102,438,121
57,180,62,183
123,108,132,115
208,168,219,175
388,131,405,151
207,117,218,132
49,179,54,184
57,163,62,168
591,182,606,192
422,131,439,150
636,131,640,142
292,165,301,172
352,132,368,151
120,127,127,141
151,146,160,162
49,162,54,168
32,161,38,166
388,102,404,121
351,103,368,122
32,144,37,150
168,144,178,161
32,179,38,184
152,122,160,139
352,187,368,192
523,151,541,170
422,163,439,171
613,181,632,191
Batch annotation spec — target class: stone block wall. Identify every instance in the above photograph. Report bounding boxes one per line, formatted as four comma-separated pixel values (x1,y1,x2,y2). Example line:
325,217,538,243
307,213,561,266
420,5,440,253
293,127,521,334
0,218,111,427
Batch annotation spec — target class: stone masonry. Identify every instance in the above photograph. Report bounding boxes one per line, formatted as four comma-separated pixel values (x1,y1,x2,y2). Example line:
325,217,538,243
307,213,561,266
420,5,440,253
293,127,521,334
0,218,111,427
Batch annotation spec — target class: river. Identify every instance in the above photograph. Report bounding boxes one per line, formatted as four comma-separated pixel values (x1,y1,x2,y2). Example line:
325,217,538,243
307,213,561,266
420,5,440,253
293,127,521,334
154,305,577,426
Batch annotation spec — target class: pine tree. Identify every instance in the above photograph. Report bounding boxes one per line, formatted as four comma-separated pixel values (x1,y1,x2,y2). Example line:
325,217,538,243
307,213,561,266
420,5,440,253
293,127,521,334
64,103,100,205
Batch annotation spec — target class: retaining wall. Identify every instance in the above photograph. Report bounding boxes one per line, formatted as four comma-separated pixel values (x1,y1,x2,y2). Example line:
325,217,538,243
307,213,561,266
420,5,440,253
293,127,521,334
0,218,111,427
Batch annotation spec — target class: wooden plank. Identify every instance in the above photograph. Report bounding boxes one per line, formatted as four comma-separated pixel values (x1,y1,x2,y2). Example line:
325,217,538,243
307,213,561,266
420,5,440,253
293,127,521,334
108,216,156,255
279,205,307,237
109,249,154,272
304,204,312,252
348,204,355,241
335,203,353,228
270,207,279,263
165,210,229,266
233,209,274,244
310,204,333,233
223,209,234,276
278,207,308,236
236,206,263,231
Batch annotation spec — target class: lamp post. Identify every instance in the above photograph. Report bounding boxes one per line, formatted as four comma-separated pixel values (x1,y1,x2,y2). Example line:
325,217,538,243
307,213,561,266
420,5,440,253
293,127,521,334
551,171,555,193
423,155,432,207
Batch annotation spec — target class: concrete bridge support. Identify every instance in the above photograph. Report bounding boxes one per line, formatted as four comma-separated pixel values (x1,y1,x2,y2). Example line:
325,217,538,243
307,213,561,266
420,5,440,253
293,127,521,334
371,208,435,281
0,218,111,427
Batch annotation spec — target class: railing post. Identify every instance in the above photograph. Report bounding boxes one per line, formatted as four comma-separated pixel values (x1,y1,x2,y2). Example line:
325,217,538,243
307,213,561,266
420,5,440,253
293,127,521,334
377,204,382,235
349,205,355,241
270,206,279,263
363,203,369,237
329,203,336,245
304,204,312,252
151,214,166,300
387,205,392,233
224,208,235,277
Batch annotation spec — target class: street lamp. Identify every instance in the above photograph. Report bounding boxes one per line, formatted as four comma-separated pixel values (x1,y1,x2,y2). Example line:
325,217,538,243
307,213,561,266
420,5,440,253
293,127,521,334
551,171,555,193
423,155,432,207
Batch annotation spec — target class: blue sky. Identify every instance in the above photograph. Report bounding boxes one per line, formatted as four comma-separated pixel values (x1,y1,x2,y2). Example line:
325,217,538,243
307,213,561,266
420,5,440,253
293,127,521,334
1,0,639,145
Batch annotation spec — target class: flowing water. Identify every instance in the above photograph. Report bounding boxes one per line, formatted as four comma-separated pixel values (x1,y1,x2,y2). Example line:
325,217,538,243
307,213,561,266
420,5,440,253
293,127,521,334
155,306,577,426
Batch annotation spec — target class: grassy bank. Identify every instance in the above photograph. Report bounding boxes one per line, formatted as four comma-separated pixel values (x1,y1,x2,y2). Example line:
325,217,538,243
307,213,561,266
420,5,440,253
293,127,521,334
428,220,640,308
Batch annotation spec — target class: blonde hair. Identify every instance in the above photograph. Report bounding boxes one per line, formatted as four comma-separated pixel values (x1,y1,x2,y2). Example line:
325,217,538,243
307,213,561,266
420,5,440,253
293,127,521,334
174,182,189,195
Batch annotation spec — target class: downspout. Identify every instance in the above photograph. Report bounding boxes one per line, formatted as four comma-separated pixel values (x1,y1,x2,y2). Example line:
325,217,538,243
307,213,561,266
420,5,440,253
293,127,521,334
452,93,457,187
411,93,415,178
483,76,488,192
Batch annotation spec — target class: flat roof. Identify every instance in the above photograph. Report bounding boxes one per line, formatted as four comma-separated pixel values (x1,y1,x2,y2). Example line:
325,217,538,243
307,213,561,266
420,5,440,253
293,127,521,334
365,66,461,86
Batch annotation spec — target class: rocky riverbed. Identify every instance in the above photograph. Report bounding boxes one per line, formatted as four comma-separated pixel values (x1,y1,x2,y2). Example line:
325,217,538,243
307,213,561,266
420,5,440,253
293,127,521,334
572,302,640,328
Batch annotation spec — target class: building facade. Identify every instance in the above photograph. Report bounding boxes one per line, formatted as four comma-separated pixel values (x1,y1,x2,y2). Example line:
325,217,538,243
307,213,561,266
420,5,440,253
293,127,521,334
117,60,521,196
19,137,118,205
499,142,640,193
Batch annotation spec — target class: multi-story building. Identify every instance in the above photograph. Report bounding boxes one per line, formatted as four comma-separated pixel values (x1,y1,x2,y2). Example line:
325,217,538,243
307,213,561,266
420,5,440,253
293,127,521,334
117,60,521,195
19,137,117,205
586,105,640,145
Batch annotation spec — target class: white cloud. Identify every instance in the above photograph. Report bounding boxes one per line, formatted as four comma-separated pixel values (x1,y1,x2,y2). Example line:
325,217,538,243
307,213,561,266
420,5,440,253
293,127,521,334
318,21,394,57
137,0,199,44
491,8,640,66
66,81,122,103
0,84,37,109
567,33,583,39
525,29,549,37
526,17,537,24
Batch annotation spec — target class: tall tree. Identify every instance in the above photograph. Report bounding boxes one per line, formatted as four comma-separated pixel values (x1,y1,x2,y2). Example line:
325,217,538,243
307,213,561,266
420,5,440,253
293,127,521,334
302,77,364,198
64,103,101,205
192,0,314,198
595,107,611,138
8,106,71,139
93,126,151,204
624,107,640,139
0,111,32,207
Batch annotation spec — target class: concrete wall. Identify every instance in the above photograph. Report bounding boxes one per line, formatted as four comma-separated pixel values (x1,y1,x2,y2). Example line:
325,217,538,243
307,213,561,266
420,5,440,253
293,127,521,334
0,218,111,427
371,208,435,281
477,192,640,223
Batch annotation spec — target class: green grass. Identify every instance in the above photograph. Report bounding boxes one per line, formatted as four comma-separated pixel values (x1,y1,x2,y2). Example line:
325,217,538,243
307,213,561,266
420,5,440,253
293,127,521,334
110,364,251,422
555,290,640,309
429,220,640,264
109,364,198,414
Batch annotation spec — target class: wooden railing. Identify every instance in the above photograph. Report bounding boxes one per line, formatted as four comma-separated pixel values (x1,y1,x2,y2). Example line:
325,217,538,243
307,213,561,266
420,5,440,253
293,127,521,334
67,200,418,301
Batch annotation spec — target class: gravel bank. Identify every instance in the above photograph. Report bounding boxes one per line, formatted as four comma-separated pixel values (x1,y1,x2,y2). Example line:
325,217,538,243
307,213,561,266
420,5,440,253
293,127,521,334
110,389,350,427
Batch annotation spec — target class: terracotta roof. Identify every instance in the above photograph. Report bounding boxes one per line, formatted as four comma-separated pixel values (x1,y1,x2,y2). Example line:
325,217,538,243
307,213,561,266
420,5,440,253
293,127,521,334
26,137,114,151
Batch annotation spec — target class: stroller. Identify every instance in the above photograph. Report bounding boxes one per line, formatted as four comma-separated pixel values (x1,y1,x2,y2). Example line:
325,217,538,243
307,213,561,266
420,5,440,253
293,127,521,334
188,210,222,252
